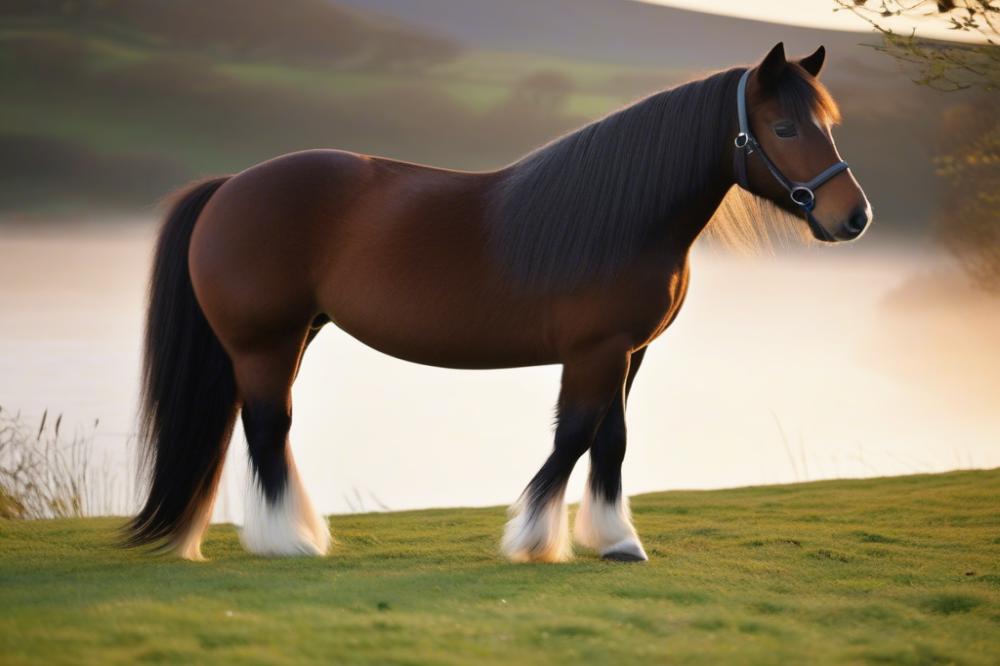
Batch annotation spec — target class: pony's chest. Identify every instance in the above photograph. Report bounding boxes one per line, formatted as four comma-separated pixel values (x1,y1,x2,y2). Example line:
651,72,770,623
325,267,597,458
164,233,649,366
627,262,691,347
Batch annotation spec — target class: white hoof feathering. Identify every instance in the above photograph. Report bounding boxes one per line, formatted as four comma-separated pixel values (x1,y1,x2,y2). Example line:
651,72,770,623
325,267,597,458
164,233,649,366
501,491,572,563
241,460,330,557
574,485,648,561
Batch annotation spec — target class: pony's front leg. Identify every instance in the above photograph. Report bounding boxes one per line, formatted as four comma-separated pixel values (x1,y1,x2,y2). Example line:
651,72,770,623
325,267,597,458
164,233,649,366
573,390,647,561
502,340,630,563
574,347,648,561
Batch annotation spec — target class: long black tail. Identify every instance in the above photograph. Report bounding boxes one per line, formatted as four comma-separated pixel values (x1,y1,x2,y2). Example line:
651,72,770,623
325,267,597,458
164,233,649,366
125,176,236,548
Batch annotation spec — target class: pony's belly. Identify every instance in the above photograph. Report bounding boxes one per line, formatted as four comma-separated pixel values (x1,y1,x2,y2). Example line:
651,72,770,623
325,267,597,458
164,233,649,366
320,276,556,369
316,230,558,368
329,314,557,370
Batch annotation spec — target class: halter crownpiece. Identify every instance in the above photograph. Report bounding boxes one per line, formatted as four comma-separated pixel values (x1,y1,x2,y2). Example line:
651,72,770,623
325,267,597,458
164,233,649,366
733,68,849,241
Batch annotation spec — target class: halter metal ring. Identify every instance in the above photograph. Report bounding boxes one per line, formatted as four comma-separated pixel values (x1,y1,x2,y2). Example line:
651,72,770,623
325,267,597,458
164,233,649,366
790,186,815,208
734,133,749,149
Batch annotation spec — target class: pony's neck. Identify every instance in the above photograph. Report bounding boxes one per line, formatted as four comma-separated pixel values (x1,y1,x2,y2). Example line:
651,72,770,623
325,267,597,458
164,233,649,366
491,68,743,292
643,79,742,251
648,149,736,253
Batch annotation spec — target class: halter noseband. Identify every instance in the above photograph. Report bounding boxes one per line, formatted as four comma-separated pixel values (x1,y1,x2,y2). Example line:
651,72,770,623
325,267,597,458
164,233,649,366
733,68,848,242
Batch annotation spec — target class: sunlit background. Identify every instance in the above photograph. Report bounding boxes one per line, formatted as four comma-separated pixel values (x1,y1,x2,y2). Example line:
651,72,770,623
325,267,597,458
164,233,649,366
1,0,997,522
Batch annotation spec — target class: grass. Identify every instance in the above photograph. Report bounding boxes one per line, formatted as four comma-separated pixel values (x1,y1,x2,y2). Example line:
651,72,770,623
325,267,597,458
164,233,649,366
0,408,126,520
1,470,998,664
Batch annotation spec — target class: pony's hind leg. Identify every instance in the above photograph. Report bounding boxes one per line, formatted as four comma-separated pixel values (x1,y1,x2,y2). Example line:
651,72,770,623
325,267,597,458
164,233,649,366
171,482,222,561
574,348,647,561
233,334,330,556
502,339,630,563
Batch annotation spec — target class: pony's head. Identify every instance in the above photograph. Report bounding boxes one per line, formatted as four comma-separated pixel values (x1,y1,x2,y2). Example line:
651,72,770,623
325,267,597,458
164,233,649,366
738,43,872,242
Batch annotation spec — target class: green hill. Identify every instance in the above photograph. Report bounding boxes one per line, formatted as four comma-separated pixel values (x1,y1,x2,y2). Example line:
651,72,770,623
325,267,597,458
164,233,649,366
2,469,998,664
1,0,966,240
0,0,644,215
1,0,457,68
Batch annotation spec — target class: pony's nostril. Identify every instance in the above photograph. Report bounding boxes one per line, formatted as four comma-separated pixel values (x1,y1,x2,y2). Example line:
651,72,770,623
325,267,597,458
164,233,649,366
846,210,868,234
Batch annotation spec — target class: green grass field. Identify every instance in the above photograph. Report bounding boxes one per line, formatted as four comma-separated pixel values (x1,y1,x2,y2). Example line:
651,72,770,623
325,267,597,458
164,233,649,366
0,22,646,179
2,470,998,664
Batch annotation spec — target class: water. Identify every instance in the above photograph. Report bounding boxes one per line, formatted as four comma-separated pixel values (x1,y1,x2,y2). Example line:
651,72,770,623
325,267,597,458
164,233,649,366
1,222,997,523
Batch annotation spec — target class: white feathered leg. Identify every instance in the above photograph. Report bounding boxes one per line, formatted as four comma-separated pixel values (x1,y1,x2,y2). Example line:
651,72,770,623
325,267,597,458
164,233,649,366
241,456,330,556
574,481,647,561
501,490,572,563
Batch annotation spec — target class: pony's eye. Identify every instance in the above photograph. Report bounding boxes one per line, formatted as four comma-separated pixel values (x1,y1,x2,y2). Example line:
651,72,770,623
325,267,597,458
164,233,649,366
773,121,797,138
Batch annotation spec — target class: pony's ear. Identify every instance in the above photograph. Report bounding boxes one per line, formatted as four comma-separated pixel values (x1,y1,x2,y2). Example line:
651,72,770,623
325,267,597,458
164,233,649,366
757,42,787,88
799,45,826,78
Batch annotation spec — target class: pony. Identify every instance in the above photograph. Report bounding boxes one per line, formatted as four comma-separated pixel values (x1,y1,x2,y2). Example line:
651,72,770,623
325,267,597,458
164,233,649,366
127,43,872,562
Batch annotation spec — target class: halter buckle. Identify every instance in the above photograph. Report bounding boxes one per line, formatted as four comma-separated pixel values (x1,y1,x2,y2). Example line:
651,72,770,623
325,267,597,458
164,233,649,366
790,186,815,209
734,133,750,149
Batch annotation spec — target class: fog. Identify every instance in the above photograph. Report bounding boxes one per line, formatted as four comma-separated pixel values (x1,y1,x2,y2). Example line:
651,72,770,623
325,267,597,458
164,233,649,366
2,223,996,522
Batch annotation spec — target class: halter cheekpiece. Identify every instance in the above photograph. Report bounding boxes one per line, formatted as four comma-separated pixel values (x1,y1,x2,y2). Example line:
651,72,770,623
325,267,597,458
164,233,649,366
733,68,849,241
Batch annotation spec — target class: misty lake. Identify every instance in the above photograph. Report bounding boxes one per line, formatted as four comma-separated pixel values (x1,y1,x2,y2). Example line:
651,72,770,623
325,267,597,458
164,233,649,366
1,222,997,524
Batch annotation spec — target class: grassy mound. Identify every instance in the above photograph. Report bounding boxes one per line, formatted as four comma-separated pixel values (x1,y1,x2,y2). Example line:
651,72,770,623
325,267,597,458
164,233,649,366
1,470,998,664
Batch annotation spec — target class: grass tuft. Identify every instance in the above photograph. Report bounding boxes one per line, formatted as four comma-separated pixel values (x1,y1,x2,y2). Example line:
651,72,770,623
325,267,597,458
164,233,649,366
811,549,851,563
918,593,984,615
0,407,130,519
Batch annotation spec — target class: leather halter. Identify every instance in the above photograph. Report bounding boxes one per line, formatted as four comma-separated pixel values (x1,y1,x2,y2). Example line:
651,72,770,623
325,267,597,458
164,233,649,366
733,68,849,242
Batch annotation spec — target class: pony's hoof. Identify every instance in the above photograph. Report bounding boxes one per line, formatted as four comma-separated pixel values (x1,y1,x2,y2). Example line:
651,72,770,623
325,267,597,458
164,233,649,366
600,539,648,562
602,550,646,562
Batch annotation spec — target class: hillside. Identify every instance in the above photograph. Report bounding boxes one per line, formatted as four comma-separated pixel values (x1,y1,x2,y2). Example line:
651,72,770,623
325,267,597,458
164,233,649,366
0,0,973,239
1,470,998,664
0,0,648,215
2,0,457,67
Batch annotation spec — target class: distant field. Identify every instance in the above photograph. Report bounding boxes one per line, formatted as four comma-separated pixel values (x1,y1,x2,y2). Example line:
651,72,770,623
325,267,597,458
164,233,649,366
0,11,661,214
218,49,666,114
2,470,998,664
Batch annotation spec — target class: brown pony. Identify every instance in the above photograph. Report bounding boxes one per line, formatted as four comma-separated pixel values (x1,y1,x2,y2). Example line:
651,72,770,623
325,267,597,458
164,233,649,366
127,43,871,562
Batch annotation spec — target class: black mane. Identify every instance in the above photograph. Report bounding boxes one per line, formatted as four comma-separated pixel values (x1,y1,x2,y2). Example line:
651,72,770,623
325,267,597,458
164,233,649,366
489,68,742,292
489,62,838,292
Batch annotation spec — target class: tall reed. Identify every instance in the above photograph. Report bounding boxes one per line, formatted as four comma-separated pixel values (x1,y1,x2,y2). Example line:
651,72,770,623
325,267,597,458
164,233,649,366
0,406,132,519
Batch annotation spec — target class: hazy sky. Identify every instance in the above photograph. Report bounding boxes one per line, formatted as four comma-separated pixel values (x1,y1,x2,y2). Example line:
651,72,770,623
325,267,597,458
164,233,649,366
638,0,985,42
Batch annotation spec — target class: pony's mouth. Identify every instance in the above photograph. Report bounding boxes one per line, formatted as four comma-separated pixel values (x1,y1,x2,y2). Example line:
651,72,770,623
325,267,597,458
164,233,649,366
832,226,867,242
805,213,837,243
